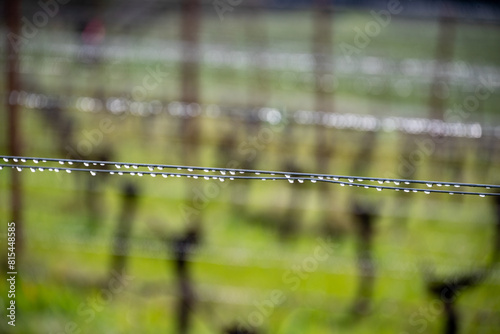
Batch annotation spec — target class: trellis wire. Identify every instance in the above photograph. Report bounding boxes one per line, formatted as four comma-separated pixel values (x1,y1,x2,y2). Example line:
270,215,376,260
1,156,498,197
8,90,497,138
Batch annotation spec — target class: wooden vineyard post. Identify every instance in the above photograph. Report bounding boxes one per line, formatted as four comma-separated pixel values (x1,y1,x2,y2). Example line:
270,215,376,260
179,0,207,228
233,0,269,213
426,270,485,334
278,122,304,241
428,13,456,121
428,8,456,180
171,226,200,334
85,150,113,235
5,0,23,257
351,202,376,315
246,0,269,109
392,133,418,226
110,182,139,279
350,131,378,180
312,0,336,232
180,0,201,166
493,194,500,263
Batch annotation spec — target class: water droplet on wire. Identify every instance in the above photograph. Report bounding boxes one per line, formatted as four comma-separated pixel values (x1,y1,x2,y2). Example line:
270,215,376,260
90,171,96,176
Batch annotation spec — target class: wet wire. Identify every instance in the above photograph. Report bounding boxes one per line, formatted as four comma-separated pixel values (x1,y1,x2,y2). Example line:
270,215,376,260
1,155,498,197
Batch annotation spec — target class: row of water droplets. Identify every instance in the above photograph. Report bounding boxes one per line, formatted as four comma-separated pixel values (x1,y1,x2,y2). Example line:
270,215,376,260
0,156,495,197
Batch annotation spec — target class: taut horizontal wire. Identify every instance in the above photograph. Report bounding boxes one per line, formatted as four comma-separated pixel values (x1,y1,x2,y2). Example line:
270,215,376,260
0,156,498,197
